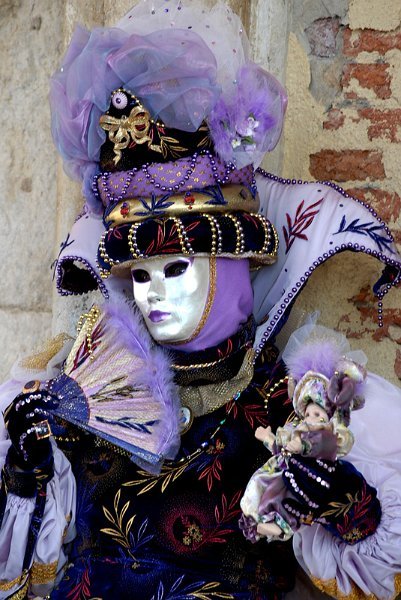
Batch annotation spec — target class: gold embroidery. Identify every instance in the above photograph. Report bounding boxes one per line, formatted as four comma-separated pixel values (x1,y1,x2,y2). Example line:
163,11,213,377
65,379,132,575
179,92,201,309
6,580,29,600
310,575,377,599
20,333,73,371
394,573,401,595
106,185,259,226
100,489,140,568
0,571,28,592
30,561,58,585
123,349,254,496
99,89,187,165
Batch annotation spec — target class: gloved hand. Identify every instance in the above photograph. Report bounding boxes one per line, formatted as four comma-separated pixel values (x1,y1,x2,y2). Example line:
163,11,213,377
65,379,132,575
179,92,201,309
282,455,381,545
3,384,58,471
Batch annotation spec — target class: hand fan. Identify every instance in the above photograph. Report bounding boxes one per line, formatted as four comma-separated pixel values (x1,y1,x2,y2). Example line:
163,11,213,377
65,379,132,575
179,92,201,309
47,303,180,474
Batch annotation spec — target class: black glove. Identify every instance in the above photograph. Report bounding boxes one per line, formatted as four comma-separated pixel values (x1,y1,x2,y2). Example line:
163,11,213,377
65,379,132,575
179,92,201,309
282,455,381,545
3,384,59,471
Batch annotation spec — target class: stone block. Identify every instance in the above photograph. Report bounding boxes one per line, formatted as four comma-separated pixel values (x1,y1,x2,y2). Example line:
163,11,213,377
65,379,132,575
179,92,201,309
0,308,52,383
305,17,340,58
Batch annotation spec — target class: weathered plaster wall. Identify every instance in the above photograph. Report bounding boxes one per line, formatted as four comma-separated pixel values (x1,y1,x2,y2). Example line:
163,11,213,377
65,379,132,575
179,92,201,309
0,1,63,379
1,0,400,390
283,0,401,385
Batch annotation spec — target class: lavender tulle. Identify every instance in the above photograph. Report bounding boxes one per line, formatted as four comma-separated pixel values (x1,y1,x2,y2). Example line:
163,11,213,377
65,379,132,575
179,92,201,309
208,63,287,168
49,25,219,210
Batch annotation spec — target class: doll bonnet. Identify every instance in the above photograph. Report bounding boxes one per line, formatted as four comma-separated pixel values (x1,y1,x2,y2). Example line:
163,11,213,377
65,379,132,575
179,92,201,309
49,0,287,294
282,317,367,420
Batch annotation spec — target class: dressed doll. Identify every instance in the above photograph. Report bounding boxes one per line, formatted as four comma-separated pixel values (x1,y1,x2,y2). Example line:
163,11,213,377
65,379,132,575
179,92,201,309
0,2,401,600
240,340,366,544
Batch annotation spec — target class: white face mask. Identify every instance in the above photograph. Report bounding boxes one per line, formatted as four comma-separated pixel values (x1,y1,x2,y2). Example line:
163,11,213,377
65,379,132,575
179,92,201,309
131,256,210,343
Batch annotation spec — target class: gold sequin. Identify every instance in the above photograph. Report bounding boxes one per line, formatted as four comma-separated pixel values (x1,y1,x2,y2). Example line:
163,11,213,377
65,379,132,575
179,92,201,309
20,333,73,371
30,561,58,585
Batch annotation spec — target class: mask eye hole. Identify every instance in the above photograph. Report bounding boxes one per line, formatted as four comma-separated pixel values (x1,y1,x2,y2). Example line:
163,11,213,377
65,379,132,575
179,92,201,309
132,269,150,283
164,260,189,278
111,90,128,110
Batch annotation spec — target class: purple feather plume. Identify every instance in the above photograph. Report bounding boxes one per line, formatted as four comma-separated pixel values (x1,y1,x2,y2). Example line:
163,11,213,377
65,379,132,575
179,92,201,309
103,300,180,460
284,340,343,381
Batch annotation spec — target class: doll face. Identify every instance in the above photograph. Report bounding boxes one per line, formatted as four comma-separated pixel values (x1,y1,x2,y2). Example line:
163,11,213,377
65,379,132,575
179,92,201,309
132,256,210,343
304,402,329,425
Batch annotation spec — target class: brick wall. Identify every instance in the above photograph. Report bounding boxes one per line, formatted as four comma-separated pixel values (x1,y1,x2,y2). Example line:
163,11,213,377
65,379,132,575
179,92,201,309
282,1,401,384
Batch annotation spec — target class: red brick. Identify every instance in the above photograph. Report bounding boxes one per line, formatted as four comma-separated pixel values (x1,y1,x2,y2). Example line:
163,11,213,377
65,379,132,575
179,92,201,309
344,91,359,100
346,187,401,222
323,108,345,130
342,63,391,99
358,108,401,142
343,26,401,57
309,150,385,182
343,285,401,344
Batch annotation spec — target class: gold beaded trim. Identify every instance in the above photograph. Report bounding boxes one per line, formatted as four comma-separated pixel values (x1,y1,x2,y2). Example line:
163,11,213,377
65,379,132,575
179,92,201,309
262,376,288,411
31,560,58,585
127,222,142,259
76,305,101,359
250,212,271,254
171,217,194,255
98,230,119,267
106,185,259,226
54,433,81,443
201,213,219,255
225,214,244,254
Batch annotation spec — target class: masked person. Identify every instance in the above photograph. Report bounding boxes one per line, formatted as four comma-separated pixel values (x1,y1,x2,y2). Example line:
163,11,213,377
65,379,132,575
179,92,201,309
1,2,401,599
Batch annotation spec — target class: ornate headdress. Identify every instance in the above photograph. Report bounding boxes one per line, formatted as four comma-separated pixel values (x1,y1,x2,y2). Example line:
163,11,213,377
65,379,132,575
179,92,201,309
282,318,367,422
50,0,287,290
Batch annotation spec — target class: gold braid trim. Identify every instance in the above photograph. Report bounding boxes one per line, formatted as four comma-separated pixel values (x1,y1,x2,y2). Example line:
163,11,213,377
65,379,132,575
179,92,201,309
30,560,58,585
311,575,377,600
0,571,28,592
6,580,29,600
394,573,401,596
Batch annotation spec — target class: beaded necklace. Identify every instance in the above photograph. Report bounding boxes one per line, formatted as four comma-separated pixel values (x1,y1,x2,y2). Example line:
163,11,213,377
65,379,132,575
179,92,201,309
175,390,241,465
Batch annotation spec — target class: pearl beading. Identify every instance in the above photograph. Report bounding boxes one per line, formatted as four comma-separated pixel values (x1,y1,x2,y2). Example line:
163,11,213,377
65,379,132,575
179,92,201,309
254,169,401,359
